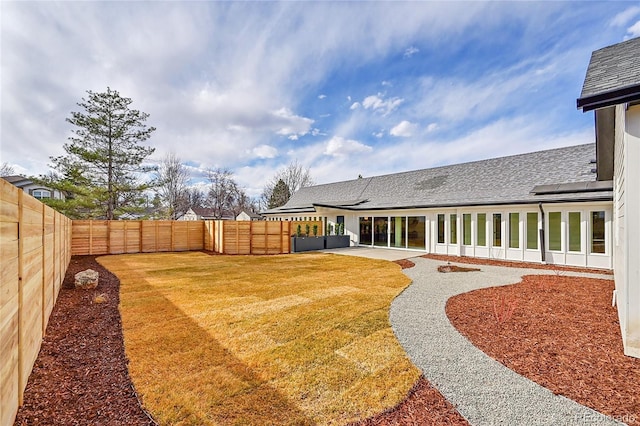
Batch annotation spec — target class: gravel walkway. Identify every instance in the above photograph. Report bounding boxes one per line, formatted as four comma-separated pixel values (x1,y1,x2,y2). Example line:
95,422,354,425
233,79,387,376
391,256,622,426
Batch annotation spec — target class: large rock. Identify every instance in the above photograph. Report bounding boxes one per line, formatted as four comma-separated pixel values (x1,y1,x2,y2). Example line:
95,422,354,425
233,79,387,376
75,269,99,289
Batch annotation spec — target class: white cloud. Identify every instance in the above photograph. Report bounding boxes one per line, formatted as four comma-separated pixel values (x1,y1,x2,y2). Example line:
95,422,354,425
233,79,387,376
251,144,278,159
626,20,640,39
350,102,361,110
361,93,404,115
318,94,327,99
373,131,384,138
323,136,372,157
403,46,419,58
390,120,417,137
609,6,640,27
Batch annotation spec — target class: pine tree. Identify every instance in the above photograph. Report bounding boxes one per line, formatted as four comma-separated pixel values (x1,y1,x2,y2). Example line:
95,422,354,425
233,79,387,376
268,179,290,208
41,88,156,219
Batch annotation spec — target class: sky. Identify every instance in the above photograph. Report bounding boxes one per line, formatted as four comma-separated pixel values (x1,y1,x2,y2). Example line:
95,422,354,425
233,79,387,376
2,1,640,199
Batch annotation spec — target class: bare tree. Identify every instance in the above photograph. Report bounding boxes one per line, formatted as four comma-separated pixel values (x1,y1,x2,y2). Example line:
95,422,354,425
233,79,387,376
1,162,15,176
261,160,314,209
206,168,239,219
155,152,190,219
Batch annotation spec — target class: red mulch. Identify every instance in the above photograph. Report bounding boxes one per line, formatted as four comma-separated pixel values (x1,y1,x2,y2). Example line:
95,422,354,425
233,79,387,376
447,274,640,425
14,256,155,426
422,253,613,275
437,265,481,273
393,259,415,269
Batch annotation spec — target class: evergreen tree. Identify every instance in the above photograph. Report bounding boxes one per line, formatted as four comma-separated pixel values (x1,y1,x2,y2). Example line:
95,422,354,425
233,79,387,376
41,88,156,219
268,179,290,208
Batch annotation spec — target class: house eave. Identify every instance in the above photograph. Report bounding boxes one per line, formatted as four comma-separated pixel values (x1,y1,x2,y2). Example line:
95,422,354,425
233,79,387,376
577,85,640,112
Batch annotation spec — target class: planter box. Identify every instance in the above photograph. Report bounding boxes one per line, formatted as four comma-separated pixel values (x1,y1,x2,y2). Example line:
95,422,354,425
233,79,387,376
324,235,350,249
291,236,325,252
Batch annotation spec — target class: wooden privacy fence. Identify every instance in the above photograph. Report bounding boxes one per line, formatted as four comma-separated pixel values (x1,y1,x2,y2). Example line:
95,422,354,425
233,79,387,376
71,220,204,255
1,179,72,426
205,220,323,255
72,219,324,256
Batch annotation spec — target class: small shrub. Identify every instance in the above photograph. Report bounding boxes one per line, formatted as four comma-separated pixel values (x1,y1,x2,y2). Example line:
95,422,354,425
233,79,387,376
305,223,310,237
296,224,302,237
313,224,318,236
338,223,344,235
493,293,517,323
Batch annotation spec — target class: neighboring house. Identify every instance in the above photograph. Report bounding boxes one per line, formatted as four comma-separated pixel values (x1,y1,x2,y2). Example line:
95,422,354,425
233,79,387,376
263,143,613,270
1,175,64,200
577,36,640,358
178,207,216,221
236,210,262,221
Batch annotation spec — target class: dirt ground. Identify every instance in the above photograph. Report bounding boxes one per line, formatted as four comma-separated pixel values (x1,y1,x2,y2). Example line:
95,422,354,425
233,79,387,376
14,254,637,425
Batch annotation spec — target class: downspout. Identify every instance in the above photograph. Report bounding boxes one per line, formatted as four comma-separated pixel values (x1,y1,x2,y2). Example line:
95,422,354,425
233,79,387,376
538,203,546,263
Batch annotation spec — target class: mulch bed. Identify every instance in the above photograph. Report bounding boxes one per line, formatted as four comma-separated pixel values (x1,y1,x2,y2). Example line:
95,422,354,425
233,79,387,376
437,265,481,273
447,274,640,424
422,253,613,275
393,259,415,269
14,256,155,426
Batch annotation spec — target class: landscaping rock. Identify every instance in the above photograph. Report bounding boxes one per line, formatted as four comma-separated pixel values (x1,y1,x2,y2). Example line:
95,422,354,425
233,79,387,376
74,269,99,289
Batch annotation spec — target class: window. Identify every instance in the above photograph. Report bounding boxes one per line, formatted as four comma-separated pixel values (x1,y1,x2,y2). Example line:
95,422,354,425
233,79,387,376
450,214,457,244
374,217,388,247
407,216,426,249
390,216,406,248
591,211,605,254
568,212,581,252
477,213,486,246
337,215,344,225
32,189,51,199
359,217,372,245
509,213,519,248
492,214,502,246
548,212,561,251
463,214,472,245
437,214,445,244
526,212,538,250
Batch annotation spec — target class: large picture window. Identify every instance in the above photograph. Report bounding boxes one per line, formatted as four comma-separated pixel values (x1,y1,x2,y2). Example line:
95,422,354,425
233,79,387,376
390,216,406,248
463,214,472,246
548,212,561,251
374,217,388,247
437,214,445,244
526,212,538,250
359,217,372,245
509,213,519,248
568,212,581,252
591,211,605,254
407,216,426,249
477,213,486,246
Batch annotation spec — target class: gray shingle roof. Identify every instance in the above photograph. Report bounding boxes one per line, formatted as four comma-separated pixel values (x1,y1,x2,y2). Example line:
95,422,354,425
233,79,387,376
263,144,611,214
578,37,640,111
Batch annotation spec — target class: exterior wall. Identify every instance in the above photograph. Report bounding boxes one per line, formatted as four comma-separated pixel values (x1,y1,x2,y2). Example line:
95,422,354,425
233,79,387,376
179,209,199,221
614,103,640,358
346,203,611,269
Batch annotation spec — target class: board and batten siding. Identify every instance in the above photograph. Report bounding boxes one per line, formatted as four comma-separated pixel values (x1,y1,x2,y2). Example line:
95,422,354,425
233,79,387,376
614,103,640,358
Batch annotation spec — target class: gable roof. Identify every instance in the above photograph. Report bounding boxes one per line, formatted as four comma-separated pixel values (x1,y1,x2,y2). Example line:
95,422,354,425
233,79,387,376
577,36,640,111
263,144,611,214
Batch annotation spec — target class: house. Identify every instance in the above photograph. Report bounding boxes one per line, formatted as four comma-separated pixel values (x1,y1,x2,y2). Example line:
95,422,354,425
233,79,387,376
236,210,262,221
1,175,64,200
178,207,216,221
577,36,640,358
263,143,613,270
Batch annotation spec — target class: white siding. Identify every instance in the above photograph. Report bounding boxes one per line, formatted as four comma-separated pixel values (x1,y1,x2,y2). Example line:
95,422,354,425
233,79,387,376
614,103,640,358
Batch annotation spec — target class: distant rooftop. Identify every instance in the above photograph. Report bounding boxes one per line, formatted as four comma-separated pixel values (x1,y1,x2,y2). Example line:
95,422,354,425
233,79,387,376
577,36,640,111
263,144,612,215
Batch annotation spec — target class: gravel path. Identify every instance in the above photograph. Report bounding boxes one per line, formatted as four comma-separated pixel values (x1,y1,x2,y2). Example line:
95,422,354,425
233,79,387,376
391,256,622,426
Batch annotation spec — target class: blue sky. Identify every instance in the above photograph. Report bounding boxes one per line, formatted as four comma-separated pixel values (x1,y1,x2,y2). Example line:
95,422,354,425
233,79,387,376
2,2,639,199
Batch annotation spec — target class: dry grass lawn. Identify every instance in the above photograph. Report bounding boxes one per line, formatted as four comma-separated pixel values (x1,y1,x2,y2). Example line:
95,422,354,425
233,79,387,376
98,251,419,425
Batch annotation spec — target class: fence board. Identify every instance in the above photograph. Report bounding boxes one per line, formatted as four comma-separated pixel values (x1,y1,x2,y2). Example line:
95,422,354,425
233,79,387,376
0,179,72,425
